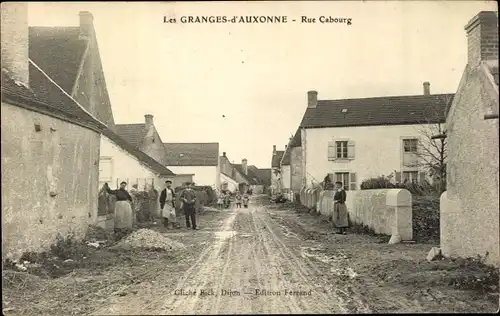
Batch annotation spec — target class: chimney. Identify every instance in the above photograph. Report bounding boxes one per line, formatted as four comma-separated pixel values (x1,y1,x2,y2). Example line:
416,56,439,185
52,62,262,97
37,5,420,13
423,82,430,96
79,11,94,39
273,145,277,155
145,114,154,129
465,11,499,66
285,145,288,149
78,11,97,115
222,152,226,157
242,159,248,175
307,90,318,108
1,2,29,87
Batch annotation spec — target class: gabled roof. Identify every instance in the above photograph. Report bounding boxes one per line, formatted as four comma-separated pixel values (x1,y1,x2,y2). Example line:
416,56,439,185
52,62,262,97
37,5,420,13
115,124,148,149
1,65,104,133
253,168,272,186
300,93,454,129
272,151,285,168
28,27,85,94
281,128,302,165
164,143,219,166
486,60,499,88
102,128,174,176
233,164,261,185
29,26,116,128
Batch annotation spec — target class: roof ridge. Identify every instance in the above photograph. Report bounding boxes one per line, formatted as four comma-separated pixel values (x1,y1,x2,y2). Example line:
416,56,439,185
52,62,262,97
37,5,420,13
318,92,455,103
163,142,219,144
29,59,106,129
115,123,146,126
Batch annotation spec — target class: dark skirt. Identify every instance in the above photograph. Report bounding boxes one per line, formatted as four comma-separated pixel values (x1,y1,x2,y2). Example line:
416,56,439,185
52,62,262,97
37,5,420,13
333,203,349,228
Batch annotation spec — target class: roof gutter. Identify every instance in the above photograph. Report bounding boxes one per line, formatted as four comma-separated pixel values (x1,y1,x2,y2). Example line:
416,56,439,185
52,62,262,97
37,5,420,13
484,113,499,120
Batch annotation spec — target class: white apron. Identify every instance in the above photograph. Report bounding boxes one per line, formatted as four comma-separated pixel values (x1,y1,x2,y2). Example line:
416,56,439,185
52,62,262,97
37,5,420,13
162,204,176,222
115,200,133,229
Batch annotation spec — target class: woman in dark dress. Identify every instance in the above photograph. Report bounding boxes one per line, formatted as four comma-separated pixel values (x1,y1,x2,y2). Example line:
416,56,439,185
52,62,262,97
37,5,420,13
332,181,349,234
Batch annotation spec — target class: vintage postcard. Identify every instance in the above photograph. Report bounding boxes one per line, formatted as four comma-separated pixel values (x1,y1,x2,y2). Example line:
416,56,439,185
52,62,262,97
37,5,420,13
1,1,499,315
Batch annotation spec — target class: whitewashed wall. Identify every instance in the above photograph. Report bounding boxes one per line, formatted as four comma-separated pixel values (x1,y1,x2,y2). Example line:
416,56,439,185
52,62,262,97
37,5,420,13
99,135,156,190
302,124,437,189
220,172,239,192
281,165,291,190
167,166,218,187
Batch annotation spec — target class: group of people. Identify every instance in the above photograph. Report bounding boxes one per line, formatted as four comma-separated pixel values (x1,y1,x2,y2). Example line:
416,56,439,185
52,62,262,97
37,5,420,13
217,190,249,209
104,180,200,232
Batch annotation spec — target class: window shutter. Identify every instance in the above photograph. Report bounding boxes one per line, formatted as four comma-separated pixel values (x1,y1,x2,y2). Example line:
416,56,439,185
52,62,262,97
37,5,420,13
419,171,426,183
350,172,357,190
395,171,402,183
328,141,335,161
347,140,355,159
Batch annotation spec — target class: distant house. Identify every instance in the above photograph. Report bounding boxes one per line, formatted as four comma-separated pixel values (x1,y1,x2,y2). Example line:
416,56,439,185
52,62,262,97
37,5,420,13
28,11,175,192
440,11,499,266
299,84,454,190
271,145,285,194
1,3,106,260
281,128,302,195
280,145,291,192
219,152,267,193
163,143,220,188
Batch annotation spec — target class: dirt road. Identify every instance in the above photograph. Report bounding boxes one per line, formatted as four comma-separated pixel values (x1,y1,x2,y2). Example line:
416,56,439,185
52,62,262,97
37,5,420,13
94,198,370,315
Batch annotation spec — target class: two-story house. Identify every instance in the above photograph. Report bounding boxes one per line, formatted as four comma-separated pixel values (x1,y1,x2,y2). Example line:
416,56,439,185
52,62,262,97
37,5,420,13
300,85,454,190
270,145,285,194
29,12,175,192
1,3,106,260
280,128,303,195
439,11,499,266
163,142,220,188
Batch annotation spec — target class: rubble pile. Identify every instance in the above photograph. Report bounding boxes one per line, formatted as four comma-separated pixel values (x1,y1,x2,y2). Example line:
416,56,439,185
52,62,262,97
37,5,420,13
114,229,185,251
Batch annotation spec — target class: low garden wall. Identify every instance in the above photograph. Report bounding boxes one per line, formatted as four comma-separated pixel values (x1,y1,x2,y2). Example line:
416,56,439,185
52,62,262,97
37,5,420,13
301,187,413,242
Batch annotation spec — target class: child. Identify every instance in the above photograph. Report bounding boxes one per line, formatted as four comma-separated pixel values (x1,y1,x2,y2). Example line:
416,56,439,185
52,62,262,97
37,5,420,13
333,181,348,234
217,191,224,210
235,191,242,208
242,193,249,208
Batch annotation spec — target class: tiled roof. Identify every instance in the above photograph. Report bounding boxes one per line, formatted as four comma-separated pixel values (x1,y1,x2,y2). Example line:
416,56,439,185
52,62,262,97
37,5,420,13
272,151,285,168
281,128,302,165
29,27,86,94
102,128,174,176
29,26,116,129
115,124,148,149
300,93,454,129
254,168,272,186
486,60,499,88
164,143,219,166
232,164,262,185
1,65,104,132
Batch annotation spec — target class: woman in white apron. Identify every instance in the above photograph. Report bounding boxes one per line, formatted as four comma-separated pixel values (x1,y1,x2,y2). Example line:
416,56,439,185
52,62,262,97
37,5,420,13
105,182,133,233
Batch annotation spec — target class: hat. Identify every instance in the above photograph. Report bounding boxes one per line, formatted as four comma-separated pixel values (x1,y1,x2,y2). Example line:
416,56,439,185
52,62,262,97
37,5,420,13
165,180,172,184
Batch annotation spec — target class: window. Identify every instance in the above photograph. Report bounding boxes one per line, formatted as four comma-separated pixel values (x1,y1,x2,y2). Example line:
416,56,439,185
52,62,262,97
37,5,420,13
336,141,348,159
402,171,418,183
335,172,350,191
403,139,418,153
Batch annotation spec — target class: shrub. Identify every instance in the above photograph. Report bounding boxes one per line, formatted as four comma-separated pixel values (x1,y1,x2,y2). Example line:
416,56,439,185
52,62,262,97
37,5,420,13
360,176,397,190
360,174,441,197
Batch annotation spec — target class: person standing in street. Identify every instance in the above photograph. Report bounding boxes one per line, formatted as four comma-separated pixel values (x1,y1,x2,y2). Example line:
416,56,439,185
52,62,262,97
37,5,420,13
159,180,176,230
242,192,250,208
333,181,349,234
105,182,133,234
181,182,198,230
235,191,242,208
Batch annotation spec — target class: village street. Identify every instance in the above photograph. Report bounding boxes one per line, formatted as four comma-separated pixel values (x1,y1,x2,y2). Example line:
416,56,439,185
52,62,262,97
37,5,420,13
3,196,498,315
88,197,499,314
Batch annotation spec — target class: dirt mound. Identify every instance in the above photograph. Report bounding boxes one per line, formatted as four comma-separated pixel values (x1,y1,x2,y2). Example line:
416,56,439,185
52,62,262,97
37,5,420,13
113,229,185,251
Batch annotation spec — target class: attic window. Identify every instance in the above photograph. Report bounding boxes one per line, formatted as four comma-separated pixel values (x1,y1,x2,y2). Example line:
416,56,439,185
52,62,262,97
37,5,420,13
341,109,347,113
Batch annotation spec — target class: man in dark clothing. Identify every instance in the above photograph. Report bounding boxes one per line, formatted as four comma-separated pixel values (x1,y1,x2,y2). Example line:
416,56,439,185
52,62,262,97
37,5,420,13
159,180,177,229
180,182,198,230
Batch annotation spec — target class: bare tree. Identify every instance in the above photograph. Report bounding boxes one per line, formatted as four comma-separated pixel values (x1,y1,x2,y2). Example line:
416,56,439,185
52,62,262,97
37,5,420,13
412,94,452,194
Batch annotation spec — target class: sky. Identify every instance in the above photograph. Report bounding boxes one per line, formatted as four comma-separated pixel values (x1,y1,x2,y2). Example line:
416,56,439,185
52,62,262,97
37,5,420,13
27,1,497,169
